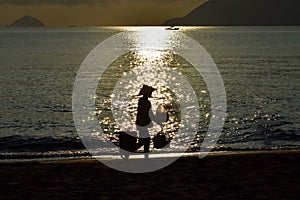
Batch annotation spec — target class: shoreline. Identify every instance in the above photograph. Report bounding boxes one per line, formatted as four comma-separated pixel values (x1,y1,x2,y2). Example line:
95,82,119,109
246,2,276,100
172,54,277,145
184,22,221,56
1,150,299,199
1,149,300,164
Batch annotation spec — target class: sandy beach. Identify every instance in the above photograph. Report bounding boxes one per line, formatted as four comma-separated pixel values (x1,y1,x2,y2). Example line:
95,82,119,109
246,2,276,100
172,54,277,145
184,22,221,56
0,150,299,200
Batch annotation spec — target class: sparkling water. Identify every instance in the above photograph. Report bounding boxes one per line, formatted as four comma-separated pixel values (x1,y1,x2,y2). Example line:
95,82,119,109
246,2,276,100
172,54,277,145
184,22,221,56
0,26,299,158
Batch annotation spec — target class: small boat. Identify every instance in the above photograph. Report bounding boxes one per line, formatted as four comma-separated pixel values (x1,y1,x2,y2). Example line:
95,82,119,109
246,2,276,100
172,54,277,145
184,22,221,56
166,26,179,31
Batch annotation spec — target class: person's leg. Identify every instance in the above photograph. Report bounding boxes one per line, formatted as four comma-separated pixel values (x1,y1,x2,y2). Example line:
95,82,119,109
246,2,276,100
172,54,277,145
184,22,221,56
142,138,151,153
144,138,150,159
136,126,151,157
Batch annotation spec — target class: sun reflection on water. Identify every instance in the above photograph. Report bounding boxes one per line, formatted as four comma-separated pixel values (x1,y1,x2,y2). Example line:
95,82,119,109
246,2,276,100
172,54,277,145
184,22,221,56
127,27,180,67
134,27,174,50
95,27,209,152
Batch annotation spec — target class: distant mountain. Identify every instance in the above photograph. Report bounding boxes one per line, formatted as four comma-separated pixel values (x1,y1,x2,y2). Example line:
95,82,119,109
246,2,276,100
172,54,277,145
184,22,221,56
9,15,44,27
164,0,300,26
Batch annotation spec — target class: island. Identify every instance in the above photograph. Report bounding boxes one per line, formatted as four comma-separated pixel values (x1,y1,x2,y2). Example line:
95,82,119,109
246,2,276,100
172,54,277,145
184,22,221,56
164,0,300,26
9,15,45,27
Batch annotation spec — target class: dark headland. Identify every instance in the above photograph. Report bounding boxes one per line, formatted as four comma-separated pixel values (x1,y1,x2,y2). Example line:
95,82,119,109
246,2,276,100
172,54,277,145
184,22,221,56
9,15,44,27
164,0,300,26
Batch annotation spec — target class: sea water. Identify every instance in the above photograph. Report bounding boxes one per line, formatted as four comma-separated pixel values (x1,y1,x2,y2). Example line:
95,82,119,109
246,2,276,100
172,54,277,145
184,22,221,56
0,26,299,159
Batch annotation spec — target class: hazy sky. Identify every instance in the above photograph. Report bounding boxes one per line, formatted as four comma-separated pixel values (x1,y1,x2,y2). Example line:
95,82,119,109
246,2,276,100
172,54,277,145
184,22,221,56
0,0,206,26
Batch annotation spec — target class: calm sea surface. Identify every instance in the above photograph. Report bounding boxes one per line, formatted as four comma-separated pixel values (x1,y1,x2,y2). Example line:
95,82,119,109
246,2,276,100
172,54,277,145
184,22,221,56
0,26,299,159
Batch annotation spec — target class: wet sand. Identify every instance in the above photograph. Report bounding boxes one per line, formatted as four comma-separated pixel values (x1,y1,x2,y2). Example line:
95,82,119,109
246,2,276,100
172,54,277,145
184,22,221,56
0,150,299,199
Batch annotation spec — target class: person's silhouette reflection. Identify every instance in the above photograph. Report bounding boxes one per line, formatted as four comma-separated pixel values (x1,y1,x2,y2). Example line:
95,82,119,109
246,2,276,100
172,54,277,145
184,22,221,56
136,85,161,158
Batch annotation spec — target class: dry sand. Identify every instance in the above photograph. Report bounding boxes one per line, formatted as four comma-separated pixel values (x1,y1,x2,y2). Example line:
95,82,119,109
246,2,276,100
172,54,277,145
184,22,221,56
0,150,299,199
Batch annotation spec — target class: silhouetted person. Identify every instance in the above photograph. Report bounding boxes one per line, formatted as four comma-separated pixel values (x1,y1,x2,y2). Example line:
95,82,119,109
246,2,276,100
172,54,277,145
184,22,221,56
136,85,159,158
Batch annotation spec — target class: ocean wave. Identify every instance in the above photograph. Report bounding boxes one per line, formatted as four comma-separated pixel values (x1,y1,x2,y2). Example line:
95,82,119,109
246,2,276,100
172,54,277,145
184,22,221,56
0,135,84,153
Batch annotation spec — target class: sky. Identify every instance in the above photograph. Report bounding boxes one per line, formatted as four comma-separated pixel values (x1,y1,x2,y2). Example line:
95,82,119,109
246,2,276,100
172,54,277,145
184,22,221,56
0,0,206,26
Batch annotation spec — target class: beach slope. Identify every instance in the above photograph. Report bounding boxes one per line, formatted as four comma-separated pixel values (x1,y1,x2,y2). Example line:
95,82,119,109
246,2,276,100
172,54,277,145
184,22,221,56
0,151,299,199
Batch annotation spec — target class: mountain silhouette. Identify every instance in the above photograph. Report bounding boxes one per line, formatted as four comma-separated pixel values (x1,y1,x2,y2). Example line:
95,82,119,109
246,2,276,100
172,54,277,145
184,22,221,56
9,15,44,27
164,0,300,26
